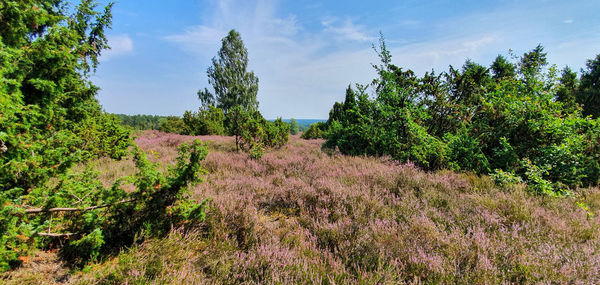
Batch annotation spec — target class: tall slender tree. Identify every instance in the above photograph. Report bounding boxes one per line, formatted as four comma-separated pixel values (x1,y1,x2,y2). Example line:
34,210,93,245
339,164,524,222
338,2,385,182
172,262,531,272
203,29,259,114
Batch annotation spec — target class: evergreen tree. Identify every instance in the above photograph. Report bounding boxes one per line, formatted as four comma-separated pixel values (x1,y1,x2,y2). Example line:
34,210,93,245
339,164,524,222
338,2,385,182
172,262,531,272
556,66,578,111
491,55,516,80
578,54,600,118
0,2,210,270
0,0,129,193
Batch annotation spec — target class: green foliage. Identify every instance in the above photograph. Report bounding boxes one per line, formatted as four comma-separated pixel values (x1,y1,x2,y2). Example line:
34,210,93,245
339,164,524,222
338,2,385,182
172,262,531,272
113,114,170,130
182,106,226,135
158,116,185,134
225,106,289,155
289,118,299,135
226,106,247,151
444,127,489,174
1,140,209,269
491,55,517,80
76,113,132,159
301,122,328,139
473,78,600,189
320,34,600,194
578,54,600,118
62,228,105,266
238,110,267,153
204,29,259,114
264,118,290,148
519,159,554,196
555,66,578,112
179,28,289,155
249,145,264,160
0,0,131,194
181,29,288,154
490,169,523,187
0,0,210,271
519,44,548,81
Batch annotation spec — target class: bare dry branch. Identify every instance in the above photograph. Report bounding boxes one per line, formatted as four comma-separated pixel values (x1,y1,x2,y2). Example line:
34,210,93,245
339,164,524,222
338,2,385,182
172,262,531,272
37,232,76,237
20,198,136,214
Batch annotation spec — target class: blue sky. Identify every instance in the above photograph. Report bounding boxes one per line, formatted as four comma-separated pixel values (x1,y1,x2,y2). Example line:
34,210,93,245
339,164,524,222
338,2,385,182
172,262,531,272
93,0,600,119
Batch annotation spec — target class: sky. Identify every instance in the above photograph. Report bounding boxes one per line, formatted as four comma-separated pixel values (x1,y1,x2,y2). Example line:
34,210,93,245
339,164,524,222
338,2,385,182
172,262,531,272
92,0,600,119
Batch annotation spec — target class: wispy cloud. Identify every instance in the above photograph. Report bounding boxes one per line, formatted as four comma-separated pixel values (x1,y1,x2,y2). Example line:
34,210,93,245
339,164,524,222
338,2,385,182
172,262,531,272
163,0,511,118
321,17,374,42
387,35,501,74
563,19,574,24
101,34,133,61
164,0,379,118
161,0,598,118
164,26,225,57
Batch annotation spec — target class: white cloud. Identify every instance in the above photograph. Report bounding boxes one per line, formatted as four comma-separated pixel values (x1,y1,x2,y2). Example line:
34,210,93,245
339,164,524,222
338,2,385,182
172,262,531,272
164,26,225,57
162,0,596,118
563,19,574,24
163,0,504,118
385,35,500,75
101,35,133,61
164,0,377,118
321,17,374,42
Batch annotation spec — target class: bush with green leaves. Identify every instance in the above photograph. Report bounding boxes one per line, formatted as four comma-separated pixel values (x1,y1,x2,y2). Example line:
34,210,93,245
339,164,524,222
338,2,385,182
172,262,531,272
1,140,209,269
444,127,489,174
321,34,600,194
301,122,328,139
289,118,299,135
224,106,289,156
158,116,186,134
264,118,290,148
182,106,226,135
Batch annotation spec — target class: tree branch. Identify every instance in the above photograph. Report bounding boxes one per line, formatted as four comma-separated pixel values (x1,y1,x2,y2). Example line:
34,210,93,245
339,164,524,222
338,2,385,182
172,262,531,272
21,199,136,214
37,232,76,237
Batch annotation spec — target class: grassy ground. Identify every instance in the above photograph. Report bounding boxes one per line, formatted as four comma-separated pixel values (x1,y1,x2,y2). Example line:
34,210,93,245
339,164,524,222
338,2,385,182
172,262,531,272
3,130,600,284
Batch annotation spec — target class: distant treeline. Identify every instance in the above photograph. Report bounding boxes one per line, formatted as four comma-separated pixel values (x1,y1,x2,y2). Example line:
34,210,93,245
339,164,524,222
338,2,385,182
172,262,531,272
283,119,323,133
113,114,170,130
114,113,323,135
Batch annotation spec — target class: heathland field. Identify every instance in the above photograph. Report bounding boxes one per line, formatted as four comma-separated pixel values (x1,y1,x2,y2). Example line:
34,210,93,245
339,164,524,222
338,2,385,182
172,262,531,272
6,130,599,284
4,1,600,283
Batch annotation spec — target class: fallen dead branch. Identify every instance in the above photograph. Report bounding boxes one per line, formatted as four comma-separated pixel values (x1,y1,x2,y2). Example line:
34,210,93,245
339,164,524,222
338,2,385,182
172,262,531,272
18,198,136,215
36,232,76,237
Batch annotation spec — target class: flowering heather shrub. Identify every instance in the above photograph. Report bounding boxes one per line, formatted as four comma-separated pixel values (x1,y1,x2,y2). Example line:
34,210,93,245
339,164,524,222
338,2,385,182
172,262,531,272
9,131,599,284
